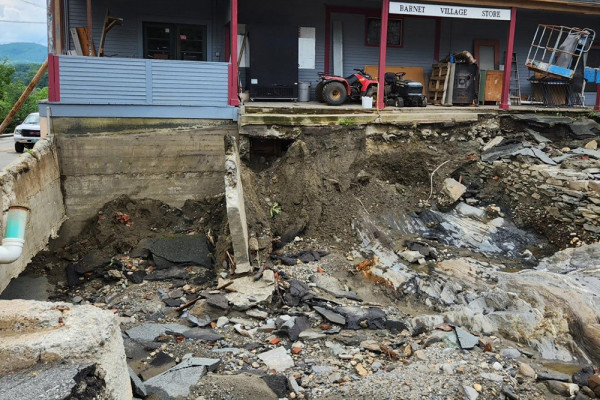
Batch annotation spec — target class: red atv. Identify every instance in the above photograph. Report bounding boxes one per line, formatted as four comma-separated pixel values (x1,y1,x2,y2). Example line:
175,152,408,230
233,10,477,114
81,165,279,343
316,69,378,106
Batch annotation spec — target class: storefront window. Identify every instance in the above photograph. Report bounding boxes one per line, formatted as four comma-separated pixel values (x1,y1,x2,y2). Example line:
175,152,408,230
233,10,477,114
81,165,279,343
366,17,403,47
143,22,207,61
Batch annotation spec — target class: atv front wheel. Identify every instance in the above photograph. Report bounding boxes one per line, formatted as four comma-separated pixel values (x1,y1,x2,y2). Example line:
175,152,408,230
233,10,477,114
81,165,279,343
323,82,347,106
315,82,325,103
419,96,427,107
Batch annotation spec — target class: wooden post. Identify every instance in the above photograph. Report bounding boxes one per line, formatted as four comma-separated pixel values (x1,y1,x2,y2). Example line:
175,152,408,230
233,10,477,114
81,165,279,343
228,0,239,106
500,7,517,110
86,0,93,56
0,60,48,135
377,0,390,110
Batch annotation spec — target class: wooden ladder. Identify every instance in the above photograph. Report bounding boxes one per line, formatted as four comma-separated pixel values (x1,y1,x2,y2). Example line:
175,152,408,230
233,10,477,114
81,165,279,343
509,52,522,105
428,63,450,105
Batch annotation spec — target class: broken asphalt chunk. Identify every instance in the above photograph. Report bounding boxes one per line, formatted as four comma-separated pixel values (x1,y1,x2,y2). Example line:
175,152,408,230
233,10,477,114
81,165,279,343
144,364,207,399
276,315,309,341
144,235,212,268
284,279,313,306
261,374,289,398
335,306,387,330
313,305,346,325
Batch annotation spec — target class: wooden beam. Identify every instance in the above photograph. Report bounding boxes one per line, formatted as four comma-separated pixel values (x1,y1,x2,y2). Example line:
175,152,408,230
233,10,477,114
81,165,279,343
86,0,93,56
418,0,600,15
228,0,239,106
0,60,48,135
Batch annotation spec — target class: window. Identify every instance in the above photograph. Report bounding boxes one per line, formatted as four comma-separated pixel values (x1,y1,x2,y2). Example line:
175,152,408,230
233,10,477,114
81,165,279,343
143,22,207,61
366,17,403,47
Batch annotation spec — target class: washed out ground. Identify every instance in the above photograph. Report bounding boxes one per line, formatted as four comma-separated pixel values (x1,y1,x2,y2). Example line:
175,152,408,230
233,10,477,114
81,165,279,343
9,114,600,399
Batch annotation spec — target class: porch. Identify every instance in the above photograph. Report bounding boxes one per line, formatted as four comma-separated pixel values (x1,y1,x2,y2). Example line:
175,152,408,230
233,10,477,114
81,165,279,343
43,0,600,121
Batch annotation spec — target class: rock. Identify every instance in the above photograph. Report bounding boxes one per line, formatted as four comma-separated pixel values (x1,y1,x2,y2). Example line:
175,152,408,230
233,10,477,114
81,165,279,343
473,383,482,392
545,380,579,397
258,347,294,372
398,250,424,263
454,327,478,350
441,363,454,375
204,294,229,310
312,365,334,374
355,363,368,377
441,178,467,204
216,316,229,328
360,339,381,352
570,118,600,139
298,329,326,340
222,277,275,311
492,362,503,371
310,275,360,301
126,323,189,342
413,350,427,361
261,374,288,398
537,371,571,382
585,140,598,150
313,306,346,325
588,374,600,396
371,361,382,371
246,309,269,320
180,328,223,341
129,367,147,398
480,373,504,383
519,362,536,378
500,348,521,359
144,364,207,399
462,385,479,400
483,136,504,151
501,386,519,400
573,366,595,387
455,202,486,221
288,375,303,394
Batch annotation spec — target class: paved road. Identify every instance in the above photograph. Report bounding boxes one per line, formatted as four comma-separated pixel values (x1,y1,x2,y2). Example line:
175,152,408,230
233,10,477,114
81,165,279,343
0,136,20,170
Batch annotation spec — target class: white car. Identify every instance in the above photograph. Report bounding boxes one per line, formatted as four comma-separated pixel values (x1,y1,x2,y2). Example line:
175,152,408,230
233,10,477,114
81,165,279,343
14,112,41,153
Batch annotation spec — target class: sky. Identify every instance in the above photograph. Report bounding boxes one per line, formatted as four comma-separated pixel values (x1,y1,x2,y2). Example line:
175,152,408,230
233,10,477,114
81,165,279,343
0,0,47,46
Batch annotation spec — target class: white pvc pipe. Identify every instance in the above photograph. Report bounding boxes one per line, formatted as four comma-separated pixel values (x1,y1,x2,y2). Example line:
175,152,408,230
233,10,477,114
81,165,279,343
0,206,29,264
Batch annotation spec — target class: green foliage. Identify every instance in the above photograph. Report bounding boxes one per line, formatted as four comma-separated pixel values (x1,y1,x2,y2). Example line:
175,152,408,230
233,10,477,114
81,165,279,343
269,202,282,218
13,64,48,87
0,58,48,133
338,118,355,126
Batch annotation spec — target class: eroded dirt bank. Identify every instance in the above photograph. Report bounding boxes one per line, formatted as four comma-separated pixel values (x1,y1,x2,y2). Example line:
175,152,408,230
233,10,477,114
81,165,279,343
8,114,600,400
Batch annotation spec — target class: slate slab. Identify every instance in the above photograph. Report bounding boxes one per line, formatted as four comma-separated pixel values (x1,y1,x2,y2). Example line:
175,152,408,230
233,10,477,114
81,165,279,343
455,327,478,350
180,328,223,341
258,347,294,372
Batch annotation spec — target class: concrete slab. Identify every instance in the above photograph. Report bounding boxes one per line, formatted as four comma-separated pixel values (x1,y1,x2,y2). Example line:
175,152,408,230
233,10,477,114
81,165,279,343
0,300,132,399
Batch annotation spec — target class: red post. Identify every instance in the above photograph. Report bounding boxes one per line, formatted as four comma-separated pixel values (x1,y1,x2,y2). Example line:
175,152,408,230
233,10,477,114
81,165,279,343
595,76,600,111
48,54,60,102
228,0,240,106
500,7,517,110
377,0,390,110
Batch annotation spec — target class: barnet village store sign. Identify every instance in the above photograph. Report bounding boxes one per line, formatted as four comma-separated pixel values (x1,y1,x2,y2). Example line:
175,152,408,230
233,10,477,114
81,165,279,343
389,2,511,20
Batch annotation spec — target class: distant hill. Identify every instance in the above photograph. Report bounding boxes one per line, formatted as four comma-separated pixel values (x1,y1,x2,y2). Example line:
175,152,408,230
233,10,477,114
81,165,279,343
0,43,47,64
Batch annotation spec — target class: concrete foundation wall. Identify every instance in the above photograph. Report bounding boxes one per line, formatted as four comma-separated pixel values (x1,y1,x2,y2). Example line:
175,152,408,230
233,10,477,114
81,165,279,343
53,117,237,240
0,139,65,294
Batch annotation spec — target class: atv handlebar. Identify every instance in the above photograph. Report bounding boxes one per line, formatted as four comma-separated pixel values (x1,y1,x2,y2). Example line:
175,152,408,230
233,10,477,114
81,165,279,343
353,68,367,74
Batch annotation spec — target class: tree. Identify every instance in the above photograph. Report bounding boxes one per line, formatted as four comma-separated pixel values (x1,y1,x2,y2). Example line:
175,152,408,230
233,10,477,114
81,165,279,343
0,58,48,132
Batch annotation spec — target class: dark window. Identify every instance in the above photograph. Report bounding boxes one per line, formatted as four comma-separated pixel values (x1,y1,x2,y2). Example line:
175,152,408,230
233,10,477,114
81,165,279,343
366,17,403,47
143,22,207,61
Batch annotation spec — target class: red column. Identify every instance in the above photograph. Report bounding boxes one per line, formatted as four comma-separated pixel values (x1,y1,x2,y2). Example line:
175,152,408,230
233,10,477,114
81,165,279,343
228,0,240,106
500,7,517,110
377,0,390,110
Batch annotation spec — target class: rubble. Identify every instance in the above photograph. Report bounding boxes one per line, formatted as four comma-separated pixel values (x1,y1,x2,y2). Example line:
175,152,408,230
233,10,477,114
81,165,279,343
12,116,600,399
